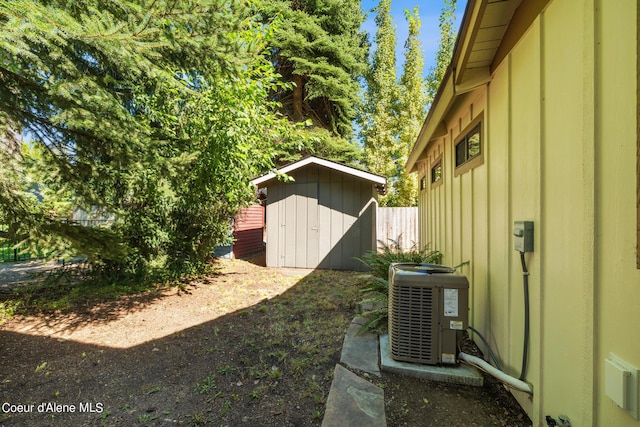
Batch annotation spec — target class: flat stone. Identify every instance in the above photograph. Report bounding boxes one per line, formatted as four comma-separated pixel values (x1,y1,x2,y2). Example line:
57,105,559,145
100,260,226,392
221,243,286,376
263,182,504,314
340,319,380,376
358,301,387,314
322,364,386,427
351,316,368,326
379,334,484,387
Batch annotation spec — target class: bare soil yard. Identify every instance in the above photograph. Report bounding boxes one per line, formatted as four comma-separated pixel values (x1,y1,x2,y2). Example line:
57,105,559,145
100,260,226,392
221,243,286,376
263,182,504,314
0,257,530,426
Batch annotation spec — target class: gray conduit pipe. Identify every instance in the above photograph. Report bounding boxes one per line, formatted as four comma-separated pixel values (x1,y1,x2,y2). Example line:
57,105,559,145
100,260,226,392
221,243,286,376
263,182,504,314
458,352,533,395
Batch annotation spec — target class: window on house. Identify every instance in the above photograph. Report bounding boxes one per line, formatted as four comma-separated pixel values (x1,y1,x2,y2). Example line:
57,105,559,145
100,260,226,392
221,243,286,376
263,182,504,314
455,123,481,167
431,160,442,184
454,115,484,176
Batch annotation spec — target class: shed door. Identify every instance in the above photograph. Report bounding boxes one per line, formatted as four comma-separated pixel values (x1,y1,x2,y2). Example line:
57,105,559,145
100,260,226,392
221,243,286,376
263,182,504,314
279,183,319,268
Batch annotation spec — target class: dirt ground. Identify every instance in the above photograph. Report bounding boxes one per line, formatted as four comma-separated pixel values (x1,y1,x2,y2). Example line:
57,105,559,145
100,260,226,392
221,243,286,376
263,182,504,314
0,257,531,426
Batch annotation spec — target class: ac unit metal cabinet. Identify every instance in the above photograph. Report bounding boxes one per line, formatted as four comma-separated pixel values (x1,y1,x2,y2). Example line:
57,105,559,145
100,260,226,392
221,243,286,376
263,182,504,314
388,263,469,365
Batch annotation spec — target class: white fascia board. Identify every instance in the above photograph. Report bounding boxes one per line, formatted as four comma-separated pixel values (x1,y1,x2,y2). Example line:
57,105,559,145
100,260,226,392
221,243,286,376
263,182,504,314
251,157,386,187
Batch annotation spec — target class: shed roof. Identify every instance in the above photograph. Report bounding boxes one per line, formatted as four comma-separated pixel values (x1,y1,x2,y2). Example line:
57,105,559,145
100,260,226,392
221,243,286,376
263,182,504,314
252,156,386,194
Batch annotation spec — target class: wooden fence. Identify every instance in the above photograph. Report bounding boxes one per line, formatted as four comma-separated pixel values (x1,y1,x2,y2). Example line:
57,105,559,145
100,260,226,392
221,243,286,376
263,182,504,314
376,207,418,251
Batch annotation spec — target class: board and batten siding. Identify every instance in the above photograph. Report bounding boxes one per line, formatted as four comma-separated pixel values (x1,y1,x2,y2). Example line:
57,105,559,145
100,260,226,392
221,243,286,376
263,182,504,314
265,165,377,270
414,1,640,425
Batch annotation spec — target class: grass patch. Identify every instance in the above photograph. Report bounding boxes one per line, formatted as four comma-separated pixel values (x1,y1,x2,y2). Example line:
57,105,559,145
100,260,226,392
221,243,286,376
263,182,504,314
0,300,21,324
191,267,365,423
6,279,158,313
2,261,214,314
195,375,217,395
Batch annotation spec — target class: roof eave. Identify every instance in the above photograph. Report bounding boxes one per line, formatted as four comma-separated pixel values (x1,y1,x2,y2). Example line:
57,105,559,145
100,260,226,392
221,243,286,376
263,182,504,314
252,156,387,190
407,0,527,174
406,0,481,173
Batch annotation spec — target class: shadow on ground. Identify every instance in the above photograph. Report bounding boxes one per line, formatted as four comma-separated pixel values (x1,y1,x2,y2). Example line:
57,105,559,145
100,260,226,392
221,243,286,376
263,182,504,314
0,258,531,427
0,260,361,426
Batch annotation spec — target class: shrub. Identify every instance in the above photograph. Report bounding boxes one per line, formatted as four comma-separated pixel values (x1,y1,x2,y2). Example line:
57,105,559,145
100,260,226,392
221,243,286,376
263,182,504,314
356,237,443,333
358,237,443,279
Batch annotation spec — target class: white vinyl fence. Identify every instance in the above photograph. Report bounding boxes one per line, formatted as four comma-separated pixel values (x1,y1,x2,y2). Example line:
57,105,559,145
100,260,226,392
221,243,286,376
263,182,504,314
376,207,418,251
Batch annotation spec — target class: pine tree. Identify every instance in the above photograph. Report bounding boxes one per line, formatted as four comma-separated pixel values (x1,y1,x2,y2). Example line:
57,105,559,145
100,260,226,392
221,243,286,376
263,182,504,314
361,0,400,205
270,0,369,140
0,0,286,274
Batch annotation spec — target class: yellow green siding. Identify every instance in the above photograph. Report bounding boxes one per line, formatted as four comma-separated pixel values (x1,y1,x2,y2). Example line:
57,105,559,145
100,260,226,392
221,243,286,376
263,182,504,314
414,0,639,425
596,0,640,425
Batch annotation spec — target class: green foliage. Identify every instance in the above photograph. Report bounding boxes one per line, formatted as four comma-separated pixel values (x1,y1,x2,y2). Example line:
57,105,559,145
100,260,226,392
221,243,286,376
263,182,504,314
356,237,443,332
0,143,127,263
360,1,457,207
260,0,369,167
272,124,363,167
5,261,162,312
0,0,288,277
195,374,217,395
358,237,443,280
361,0,399,194
392,7,426,207
426,0,457,106
269,0,369,139
157,64,287,274
0,300,20,324
355,274,390,334
361,1,425,207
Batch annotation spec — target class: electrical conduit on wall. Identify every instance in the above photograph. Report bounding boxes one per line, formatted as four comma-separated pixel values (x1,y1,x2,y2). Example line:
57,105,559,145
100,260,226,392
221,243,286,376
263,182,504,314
458,352,533,394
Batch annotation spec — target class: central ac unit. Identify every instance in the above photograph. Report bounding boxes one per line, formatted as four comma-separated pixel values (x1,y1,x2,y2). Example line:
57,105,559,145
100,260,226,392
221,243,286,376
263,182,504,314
388,263,469,365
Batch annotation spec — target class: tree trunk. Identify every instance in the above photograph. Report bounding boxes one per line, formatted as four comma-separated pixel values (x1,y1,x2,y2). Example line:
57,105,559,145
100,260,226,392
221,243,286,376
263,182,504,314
292,73,304,122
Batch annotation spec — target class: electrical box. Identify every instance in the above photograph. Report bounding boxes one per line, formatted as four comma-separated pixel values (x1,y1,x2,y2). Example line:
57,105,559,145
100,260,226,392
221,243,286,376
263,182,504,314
513,221,534,252
605,353,639,419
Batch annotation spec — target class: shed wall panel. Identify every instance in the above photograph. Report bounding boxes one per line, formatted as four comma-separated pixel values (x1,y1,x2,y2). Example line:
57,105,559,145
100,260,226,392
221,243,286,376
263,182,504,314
318,169,332,268
329,179,344,268
284,186,297,267
262,164,378,270
294,185,308,268
342,183,356,270
266,185,281,267
306,188,319,268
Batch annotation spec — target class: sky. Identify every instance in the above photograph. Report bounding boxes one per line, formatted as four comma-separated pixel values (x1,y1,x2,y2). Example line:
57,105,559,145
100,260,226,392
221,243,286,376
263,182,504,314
360,0,467,76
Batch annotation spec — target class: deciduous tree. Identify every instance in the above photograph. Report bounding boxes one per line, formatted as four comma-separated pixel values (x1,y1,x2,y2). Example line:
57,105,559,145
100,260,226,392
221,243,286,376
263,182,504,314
426,0,457,106
361,0,457,207
361,0,400,205
391,6,426,207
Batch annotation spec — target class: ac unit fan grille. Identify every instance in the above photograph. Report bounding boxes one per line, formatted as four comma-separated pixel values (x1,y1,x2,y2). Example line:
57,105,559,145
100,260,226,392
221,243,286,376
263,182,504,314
389,284,435,364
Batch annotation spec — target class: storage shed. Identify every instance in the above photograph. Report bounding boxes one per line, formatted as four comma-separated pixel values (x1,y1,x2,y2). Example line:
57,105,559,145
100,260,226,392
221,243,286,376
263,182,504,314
213,203,265,259
252,157,386,270
232,203,265,259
